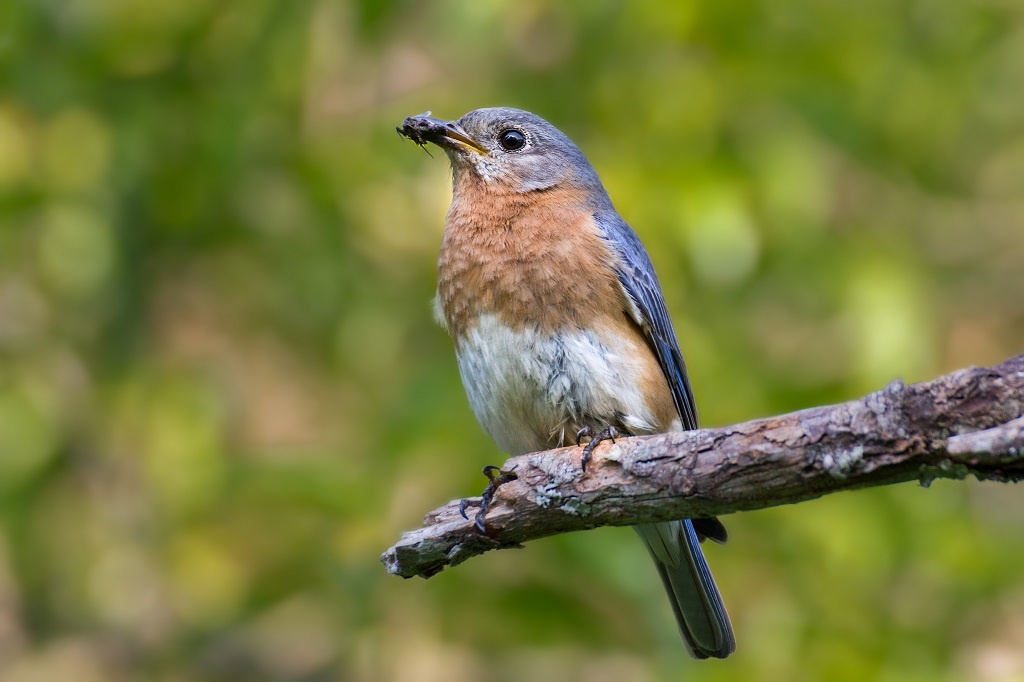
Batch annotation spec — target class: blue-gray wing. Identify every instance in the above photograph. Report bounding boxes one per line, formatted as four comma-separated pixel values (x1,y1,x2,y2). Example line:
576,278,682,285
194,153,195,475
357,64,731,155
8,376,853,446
594,214,733,659
594,211,698,431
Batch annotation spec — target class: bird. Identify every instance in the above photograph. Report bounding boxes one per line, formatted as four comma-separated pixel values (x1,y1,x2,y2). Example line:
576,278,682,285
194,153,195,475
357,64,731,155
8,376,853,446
398,107,735,659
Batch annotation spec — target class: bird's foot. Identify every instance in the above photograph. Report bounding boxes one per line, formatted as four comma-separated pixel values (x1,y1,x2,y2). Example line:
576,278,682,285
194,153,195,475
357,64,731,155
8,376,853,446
459,465,518,532
575,425,619,472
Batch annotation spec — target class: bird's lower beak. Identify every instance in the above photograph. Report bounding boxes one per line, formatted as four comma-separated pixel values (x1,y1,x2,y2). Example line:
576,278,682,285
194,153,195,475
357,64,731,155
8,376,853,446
398,113,488,155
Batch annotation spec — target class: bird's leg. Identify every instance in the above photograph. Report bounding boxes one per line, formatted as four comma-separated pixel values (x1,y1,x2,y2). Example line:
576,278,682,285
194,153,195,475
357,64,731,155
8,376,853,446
576,425,619,472
459,465,517,532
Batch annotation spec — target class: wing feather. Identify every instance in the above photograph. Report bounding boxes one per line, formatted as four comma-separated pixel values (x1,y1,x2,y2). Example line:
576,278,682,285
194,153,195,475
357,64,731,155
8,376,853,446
594,211,698,431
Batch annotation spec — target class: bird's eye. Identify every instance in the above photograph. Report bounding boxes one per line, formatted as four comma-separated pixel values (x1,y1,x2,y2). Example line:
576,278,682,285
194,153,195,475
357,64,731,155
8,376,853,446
498,129,526,151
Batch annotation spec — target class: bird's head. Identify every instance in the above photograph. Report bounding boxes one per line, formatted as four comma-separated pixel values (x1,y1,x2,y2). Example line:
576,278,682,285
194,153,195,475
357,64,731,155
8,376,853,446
399,107,607,200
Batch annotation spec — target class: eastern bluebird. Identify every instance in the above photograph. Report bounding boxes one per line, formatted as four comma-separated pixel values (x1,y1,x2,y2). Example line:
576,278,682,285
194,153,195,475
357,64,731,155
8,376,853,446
399,108,735,659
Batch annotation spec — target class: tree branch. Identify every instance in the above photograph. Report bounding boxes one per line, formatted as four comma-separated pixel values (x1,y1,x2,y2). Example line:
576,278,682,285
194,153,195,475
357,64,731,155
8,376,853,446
382,354,1024,579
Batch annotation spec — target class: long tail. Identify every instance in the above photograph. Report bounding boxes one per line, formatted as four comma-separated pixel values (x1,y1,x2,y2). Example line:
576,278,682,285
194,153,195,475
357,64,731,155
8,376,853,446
634,519,735,659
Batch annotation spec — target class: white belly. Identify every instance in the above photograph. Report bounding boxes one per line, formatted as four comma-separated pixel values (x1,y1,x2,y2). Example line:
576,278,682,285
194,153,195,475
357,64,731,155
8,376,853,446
454,313,672,456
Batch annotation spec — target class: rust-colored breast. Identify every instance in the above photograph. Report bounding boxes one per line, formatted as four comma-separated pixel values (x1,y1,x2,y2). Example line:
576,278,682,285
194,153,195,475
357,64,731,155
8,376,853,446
437,177,679,434
438,182,624,339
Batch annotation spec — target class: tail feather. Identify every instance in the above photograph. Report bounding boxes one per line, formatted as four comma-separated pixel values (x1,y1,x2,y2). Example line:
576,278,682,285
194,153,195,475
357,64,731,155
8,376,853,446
635,519,735,659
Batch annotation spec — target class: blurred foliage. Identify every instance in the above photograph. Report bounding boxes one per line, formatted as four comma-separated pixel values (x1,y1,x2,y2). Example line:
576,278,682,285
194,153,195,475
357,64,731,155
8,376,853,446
0,0,1023,680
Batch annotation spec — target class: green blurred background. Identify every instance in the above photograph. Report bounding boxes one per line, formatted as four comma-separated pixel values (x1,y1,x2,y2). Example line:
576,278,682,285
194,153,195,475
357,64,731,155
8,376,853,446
1,1,1023,680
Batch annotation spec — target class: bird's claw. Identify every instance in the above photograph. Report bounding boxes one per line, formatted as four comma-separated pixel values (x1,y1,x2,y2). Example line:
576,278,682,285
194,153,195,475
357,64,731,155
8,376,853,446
459,465,518,532
578,425,618,472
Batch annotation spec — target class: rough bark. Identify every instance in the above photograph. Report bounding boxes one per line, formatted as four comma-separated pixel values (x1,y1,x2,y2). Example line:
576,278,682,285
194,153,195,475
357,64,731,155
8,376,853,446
382,354,1024,579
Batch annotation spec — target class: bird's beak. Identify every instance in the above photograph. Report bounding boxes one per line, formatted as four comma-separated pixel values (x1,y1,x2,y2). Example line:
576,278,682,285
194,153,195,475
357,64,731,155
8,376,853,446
397,112,488,155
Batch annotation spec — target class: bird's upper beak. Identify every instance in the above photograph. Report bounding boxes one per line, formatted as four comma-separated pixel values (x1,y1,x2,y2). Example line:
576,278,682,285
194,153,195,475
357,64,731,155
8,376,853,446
397,112,488,155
